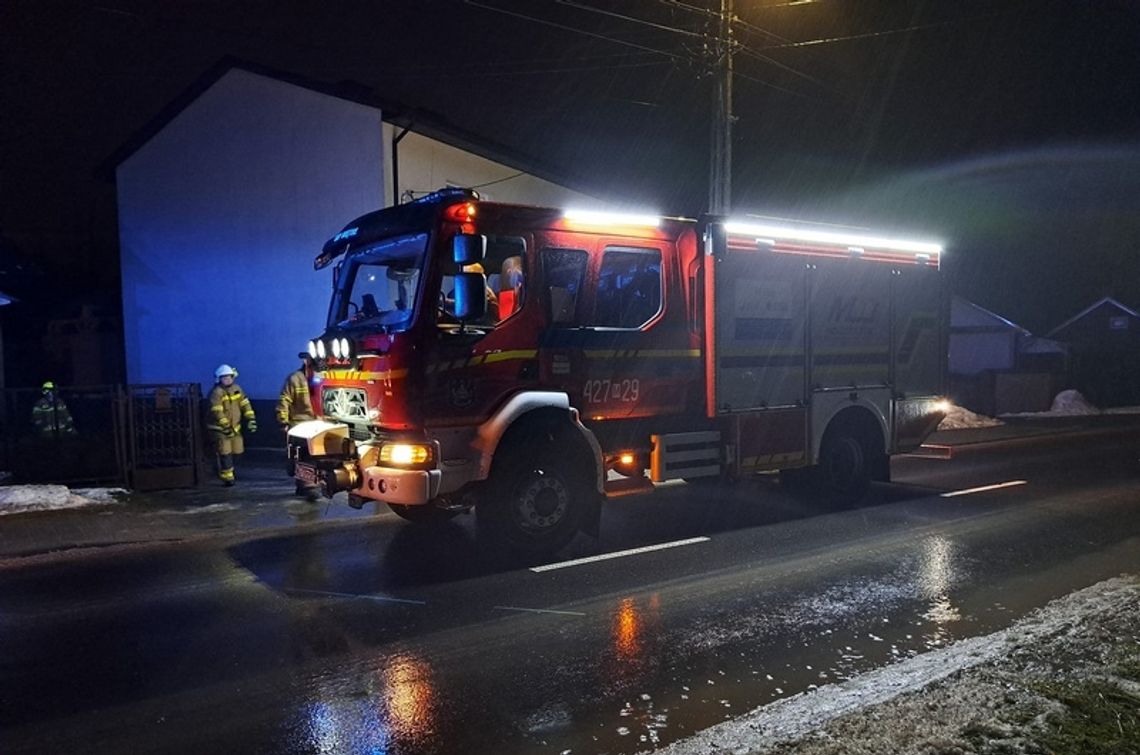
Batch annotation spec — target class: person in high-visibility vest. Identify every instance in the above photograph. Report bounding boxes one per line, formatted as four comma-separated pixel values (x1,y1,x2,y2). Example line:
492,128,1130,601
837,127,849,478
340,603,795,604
276,353,318,498
31,381,77,437
207,364,256,486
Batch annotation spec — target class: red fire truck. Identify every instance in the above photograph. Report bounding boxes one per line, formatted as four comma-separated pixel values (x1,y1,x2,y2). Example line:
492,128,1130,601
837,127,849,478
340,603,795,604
288,188,947,554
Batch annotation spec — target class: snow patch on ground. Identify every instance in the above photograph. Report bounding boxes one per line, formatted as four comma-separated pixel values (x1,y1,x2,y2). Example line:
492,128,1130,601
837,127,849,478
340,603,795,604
1007,390,1140,419
937,404,1004,431
652,575,1139,755
0,485,128,516
1047,388,1099,415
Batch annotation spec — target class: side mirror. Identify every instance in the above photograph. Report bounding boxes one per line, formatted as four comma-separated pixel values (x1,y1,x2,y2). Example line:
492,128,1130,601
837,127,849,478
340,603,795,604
453,272,487,321
453,234,486,265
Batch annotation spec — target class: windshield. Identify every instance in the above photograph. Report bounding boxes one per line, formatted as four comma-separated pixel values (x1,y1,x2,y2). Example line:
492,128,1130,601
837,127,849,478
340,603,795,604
329,233,429,331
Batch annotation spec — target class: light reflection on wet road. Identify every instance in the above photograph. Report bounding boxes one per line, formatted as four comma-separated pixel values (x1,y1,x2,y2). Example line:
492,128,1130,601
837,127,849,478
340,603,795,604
0,431,1137,754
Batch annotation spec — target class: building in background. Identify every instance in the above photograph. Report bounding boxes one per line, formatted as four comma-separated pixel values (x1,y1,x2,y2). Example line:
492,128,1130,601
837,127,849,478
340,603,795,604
948,296,1067,415
113,62,594,429
1048,297,1140,407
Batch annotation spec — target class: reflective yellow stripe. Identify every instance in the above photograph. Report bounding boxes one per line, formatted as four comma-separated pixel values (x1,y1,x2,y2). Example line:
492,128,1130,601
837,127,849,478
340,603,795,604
584,349,700,359
323,369,408,381
719,348,805,357
483,349,538,364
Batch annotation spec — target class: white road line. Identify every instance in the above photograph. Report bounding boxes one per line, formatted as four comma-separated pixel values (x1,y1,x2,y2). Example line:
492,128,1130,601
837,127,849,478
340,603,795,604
530,536,711,573
492,605,587,616
286,588,426,605
939,480,1028,498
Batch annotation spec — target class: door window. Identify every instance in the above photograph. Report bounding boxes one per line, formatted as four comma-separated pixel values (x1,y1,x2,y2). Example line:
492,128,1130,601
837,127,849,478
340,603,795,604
541,248,589,325
593,247,662,329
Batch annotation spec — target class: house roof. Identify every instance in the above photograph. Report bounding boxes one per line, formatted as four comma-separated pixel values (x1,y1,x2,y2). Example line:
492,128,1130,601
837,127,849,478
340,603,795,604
99,57,592,195
1047,296,1140,338
950,296,1030,334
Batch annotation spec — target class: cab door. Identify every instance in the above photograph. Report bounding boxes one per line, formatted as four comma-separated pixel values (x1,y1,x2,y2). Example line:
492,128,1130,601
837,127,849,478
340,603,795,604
422,232,541,427
539,235,690,421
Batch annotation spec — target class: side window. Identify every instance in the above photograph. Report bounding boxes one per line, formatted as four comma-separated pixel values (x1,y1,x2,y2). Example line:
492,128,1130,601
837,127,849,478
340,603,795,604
541,248,588,325
593,247,662,329
440,235,527,327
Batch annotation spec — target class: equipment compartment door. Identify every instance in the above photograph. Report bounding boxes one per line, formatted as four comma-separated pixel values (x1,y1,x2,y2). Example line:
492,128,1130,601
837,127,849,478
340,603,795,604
706,249,807,415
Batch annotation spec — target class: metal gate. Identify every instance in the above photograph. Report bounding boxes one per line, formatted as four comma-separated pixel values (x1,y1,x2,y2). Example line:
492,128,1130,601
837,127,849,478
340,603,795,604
1,384,205,489
122,384,205,490
0,385,126,486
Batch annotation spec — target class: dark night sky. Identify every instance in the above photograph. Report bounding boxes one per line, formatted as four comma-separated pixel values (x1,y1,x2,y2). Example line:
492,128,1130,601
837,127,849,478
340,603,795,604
2,0,1140,332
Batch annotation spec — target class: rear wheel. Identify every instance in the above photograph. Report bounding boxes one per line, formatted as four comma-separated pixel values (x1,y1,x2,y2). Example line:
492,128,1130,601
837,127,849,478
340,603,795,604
818,431,871,503
388,503,459,525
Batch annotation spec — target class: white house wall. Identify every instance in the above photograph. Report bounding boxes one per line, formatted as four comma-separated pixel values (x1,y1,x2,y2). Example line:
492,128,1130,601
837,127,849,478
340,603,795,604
118,69,384,400
382,125,593,208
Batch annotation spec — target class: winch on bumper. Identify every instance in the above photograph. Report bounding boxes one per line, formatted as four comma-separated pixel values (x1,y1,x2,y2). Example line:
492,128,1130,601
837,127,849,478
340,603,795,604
286,420,442,505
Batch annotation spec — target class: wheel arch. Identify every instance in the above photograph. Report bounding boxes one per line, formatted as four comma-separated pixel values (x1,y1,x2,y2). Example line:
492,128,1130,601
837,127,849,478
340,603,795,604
814,402,888,465
474,391,605,495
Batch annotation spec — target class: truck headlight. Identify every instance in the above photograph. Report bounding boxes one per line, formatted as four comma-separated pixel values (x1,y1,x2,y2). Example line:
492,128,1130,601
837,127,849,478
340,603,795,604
339,337,351,359
380,443,433,467
307,340,318,359
316,340,327,359
331,338,342,359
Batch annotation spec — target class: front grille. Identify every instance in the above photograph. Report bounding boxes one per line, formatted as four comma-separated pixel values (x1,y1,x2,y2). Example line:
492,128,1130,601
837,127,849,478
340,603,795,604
346,422,373,442
322,387,369,422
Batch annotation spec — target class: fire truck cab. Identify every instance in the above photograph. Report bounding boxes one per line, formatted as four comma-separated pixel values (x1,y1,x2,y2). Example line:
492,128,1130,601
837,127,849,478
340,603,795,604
288,188,947,555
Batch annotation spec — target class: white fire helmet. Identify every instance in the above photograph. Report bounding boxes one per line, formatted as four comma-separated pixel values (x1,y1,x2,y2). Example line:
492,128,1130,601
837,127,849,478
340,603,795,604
215,364,238,380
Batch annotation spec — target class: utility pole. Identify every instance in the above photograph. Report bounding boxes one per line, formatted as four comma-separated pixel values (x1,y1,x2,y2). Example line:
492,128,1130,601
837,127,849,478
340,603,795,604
709,0,734,215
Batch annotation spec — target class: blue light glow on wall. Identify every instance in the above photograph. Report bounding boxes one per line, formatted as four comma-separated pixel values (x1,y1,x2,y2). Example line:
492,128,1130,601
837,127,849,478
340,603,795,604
117,69,384,399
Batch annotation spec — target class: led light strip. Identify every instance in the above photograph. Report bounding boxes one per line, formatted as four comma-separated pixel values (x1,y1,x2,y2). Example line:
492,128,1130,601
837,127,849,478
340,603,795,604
724,221,943,256
563,209,661,228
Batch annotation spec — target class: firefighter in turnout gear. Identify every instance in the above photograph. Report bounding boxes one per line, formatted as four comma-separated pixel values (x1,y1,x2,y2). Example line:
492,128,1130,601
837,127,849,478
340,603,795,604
276,354,318,498
31,381,77,437
208,364,256,485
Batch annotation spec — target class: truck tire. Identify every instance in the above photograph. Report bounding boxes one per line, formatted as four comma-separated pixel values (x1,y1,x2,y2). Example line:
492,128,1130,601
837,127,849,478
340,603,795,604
818,431,871,503
480,442,589,557
387,503,459,524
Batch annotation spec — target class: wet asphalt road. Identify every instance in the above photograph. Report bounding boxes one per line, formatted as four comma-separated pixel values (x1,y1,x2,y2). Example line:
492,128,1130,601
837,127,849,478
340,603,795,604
1,431,1138,754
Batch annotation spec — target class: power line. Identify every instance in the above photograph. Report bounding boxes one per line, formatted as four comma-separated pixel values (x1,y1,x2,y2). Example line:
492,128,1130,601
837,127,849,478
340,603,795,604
554,0,705,39
464,0,687,60
390,59,670,80
733,41,828,89
757,17,968,51
651,0,720,21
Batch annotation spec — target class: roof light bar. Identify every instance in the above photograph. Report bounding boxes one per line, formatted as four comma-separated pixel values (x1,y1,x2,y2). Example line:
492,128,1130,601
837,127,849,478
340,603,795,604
724,221,942,256
564,209,661,228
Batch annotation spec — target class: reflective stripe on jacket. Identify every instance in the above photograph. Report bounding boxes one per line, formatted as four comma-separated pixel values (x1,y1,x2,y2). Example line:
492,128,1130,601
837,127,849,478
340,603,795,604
276,370,315,426
32,397,77,435
207,383,254,433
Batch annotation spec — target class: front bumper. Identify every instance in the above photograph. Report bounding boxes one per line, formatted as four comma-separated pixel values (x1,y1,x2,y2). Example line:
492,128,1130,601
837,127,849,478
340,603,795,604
355,465,442,505
287,420,443,505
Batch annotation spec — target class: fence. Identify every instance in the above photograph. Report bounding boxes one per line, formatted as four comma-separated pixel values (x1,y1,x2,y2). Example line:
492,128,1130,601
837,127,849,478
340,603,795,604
0,384,206,489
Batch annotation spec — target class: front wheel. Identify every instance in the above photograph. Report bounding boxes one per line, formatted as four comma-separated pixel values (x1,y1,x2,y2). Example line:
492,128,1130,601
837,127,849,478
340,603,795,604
388,503,459,525
480,447,590,557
